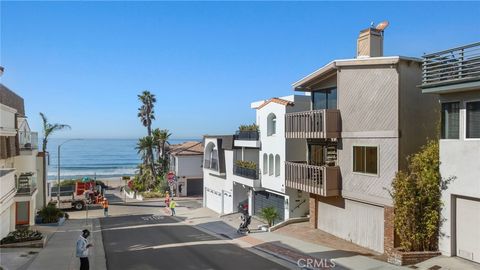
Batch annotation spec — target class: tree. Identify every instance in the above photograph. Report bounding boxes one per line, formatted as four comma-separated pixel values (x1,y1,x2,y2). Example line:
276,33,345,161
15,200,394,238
137,91,156,137
39,113,70,207
390,140,454,252
135,136,157,188
152,128,171,174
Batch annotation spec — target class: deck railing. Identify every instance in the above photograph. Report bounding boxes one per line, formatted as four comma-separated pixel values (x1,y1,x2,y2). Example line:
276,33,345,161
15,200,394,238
234,131,260,141
18,131,38,150
285,109,341,139
422,42,480,87
233,164,259,180
16,174,37,196
285,161,340,197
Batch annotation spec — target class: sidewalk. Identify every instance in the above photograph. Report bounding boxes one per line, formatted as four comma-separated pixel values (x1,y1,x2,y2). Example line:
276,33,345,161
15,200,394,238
27,219,106,270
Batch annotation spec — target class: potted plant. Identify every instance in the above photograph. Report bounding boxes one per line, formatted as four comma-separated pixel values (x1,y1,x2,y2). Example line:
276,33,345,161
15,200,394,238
260,206,279,227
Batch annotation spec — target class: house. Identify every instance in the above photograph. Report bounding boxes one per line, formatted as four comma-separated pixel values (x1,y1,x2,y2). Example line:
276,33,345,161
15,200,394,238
250,96,311,223
285,26,438,253
168,141,204,197
419,42,480,264
0,76,40,238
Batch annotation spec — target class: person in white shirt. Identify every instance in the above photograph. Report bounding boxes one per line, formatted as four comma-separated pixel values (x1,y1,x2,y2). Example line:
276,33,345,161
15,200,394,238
76,229,93,270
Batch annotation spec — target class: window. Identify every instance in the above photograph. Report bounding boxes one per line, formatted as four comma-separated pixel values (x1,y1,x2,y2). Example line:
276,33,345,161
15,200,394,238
275,155,280,176
353,146,378,175
267,113,276,136
263,154,268,174
268,154,274,175
441,102,460,139
466,101,480,139
312,88,337,110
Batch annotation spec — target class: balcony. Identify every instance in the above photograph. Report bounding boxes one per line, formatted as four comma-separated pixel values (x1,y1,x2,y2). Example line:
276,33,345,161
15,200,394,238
421,42,480,94
204,158,218,171
285,109,341,139
232,163,261,188
234,126,261,148
285,161,340,197
15,173,37,196
19,131,38,151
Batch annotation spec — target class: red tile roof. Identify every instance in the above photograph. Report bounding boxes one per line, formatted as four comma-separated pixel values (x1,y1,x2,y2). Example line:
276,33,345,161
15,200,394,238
254,97,294,110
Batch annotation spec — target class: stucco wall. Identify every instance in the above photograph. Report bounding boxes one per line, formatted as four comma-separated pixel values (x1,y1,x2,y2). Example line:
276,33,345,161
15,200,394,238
175,155,202,178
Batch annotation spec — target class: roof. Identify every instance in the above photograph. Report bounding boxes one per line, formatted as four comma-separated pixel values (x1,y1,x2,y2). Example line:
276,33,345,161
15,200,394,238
292,56,422,91
0,84,25,116
169,141,204,156
254,97,294,110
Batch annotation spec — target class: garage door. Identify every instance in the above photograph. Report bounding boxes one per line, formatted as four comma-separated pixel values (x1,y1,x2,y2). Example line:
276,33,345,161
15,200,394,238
456,197,480,263
254,191,284,223
187,178,203,196
318,199,384,253
223,191,233,214
205,188,222,214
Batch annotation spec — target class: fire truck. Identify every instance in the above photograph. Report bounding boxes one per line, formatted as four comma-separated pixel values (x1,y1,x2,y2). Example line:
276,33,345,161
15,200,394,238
49,180,104,210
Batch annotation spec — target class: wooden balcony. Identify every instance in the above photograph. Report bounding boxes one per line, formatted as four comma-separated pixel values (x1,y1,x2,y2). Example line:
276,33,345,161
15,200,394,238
285,109,341,139
285,161,340,197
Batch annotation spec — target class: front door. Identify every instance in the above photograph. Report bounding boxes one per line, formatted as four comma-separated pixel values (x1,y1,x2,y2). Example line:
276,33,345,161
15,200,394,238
16,201,30,225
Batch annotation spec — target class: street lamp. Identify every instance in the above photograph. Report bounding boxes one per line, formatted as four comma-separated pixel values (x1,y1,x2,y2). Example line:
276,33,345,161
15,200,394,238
57,139,83,205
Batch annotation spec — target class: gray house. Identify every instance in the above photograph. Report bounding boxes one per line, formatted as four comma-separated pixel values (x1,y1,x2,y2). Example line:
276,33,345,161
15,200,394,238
284,27,438,253
420,42,480,264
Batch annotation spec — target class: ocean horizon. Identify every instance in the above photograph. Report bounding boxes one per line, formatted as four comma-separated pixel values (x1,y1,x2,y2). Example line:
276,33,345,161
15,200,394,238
46,138,201,181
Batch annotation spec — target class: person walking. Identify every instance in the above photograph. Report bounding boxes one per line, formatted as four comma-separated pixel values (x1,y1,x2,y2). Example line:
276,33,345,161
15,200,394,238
76,229,93,270
164,192,170,207
169,198,176,216
102,198,109,217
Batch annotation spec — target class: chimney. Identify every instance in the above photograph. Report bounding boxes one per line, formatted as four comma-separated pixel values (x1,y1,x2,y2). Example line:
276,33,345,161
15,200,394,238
356,27,384,58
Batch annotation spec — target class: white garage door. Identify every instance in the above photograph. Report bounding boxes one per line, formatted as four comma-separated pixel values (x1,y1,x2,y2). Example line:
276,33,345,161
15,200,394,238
456,197,480,263
318,199,384,253
0,209,11,239
205,188,222,214
222,191,233,214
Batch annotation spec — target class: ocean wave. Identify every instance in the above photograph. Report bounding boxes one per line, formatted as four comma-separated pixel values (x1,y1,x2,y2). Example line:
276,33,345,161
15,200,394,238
48,167,137,179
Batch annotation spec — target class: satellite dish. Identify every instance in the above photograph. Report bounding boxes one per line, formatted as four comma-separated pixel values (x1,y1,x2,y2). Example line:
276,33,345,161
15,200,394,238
375,21,389,31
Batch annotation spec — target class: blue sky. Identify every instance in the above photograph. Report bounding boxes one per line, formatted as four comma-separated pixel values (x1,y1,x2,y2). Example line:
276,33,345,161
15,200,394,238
1,1,479,139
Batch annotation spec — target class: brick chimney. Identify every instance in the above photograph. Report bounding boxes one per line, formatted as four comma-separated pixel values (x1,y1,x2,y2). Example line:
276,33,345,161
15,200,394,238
356,27,384,58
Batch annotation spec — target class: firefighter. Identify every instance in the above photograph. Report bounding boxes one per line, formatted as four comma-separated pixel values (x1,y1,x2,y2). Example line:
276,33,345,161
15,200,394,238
102,198,109,217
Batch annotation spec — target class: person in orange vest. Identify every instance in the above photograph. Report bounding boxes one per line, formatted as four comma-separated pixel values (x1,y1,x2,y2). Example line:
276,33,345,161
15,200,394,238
102,198,109,217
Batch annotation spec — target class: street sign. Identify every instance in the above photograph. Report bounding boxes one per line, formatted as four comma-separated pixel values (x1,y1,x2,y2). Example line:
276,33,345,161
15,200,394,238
167,172,175,180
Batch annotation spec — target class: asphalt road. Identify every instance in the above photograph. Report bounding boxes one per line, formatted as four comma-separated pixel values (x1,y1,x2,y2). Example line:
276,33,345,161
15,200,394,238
100,214,289,270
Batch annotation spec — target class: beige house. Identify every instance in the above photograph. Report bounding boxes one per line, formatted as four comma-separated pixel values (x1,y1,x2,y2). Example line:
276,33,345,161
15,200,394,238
285,27,438,253
1,76,41,238
420,42,480,264
168,141,204,197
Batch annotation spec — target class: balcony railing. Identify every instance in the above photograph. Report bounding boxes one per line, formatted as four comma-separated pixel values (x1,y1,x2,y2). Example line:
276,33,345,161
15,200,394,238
285,109,341,139
16,174,37,196
204,158,218,171
234,130,260,141
285,161,340,197
422,42,480,87
18,131,38,150
233,164,259,180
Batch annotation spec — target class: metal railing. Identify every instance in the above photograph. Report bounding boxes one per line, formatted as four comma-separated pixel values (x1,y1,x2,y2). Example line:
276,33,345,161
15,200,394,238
18,131,38,150
422,42,480,86
234,130,260,141
16,174,37,195
204,158,218,171
285,109,341,139
233,164,259,180
285,161,340,197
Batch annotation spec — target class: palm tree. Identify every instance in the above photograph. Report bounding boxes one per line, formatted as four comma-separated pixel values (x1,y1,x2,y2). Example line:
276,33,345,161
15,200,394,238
39,113,71,206
137,91,156,137
136,136,157,188
152,128,171,172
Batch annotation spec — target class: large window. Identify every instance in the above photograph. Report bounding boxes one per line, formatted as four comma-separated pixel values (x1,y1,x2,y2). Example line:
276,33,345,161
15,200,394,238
466,101,480,139
275,155,280,177
441,102,460,139
267,113,277,136
263,154,268,174
353,146,378,175
312,88,337,110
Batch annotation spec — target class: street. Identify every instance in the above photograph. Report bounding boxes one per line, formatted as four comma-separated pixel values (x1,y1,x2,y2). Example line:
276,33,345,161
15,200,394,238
100,213,289,270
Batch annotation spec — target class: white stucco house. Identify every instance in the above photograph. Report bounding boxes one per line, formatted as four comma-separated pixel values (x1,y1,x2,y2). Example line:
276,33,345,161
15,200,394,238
168,141,203,197
420,42,480,264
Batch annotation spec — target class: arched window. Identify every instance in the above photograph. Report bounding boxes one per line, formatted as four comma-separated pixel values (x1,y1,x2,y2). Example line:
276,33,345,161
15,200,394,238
263,153,268,174
275,155,280,177
204,142,218,170
267,113,277,136
268,154,274,175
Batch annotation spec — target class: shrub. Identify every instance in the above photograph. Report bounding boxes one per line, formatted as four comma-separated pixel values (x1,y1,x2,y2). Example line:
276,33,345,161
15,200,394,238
0,229,42,244
141,191,164,198
235,160,257,170
260,206,279,227
391,140,454,252
238,124,259,132
38,204,65,224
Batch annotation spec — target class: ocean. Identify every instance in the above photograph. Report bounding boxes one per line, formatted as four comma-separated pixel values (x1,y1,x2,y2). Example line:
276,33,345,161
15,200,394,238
46,138,200,181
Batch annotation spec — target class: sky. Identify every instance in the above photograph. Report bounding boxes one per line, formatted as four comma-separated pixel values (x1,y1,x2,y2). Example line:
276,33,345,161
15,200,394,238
1,1,479,139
